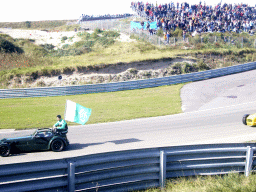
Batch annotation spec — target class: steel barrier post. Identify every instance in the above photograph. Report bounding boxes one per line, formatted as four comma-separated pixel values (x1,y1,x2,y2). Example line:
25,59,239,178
68,162,75,192
159,150,166,189
245,146,253,177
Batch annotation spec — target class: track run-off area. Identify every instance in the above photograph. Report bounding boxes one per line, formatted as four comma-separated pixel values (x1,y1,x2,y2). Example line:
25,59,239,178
1,69,256,165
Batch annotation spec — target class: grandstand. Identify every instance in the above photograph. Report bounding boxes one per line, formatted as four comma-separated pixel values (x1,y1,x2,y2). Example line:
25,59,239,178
131,2,256,35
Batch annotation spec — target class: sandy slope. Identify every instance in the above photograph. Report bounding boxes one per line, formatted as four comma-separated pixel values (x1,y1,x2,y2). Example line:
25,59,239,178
0,28,191,88
0,28,134,49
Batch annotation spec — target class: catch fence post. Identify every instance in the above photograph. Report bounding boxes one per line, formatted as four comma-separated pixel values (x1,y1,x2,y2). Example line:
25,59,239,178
241,37,243,48
159,150,166,189
245,146,253,177
68,162,75,192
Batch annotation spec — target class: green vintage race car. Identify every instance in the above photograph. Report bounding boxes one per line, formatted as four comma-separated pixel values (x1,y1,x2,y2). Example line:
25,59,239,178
0,128,69,157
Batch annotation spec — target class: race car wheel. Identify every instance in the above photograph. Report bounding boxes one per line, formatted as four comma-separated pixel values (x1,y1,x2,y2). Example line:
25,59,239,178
0,144,10,157
51,139,64,152
242,114,250,125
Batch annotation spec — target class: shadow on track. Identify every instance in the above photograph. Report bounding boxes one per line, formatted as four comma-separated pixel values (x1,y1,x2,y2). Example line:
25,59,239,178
67,138,143,151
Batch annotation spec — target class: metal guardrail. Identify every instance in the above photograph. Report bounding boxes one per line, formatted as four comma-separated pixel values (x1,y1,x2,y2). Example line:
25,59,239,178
0,143,256,192
0,62,256,99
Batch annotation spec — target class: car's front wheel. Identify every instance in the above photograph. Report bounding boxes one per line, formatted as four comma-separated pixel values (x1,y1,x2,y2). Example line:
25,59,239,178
242,114,250,125
51,139,64,152
0,144,10,157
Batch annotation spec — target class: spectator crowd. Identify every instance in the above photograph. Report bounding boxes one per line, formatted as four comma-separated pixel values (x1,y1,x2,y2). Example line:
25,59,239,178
131,1,256,35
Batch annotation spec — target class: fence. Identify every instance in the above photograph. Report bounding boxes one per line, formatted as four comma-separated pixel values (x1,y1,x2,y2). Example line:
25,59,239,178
80,18,131,34
0,61,255,99
78,15,256,48
130,29,256,48
0,143,255,192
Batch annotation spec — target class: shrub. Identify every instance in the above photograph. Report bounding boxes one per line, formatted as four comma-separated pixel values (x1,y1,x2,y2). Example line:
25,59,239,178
61,36,68,42
198,61,210,70
94,28,103,34
97,36,115,47
61,44,69,49
172,27,183,37
183,63,199,73
91,32,99,39
128,68,138,74
25,21,31,28
40,68,50,76
40,43,55,51
156,28,164,37
102,31,120,38
0,37,24,53
77,32,90,40
171,63,182,74
36,80,46,87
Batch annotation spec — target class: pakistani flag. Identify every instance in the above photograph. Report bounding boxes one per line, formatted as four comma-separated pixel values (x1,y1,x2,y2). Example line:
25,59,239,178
64,100,92,125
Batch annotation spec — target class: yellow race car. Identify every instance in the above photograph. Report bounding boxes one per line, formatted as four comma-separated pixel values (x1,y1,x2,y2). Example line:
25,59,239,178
243,114,256,126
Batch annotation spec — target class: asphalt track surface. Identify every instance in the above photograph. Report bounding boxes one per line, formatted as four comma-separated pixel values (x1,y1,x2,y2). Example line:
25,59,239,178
1,70,256,165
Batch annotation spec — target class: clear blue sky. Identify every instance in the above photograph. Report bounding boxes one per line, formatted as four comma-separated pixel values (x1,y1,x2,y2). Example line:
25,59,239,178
1,0,255,22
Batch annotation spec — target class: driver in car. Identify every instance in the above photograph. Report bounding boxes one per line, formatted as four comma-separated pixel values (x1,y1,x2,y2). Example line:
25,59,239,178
53,115,68,134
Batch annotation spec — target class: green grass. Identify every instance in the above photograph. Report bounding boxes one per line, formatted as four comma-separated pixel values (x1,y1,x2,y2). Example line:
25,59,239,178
0,84,183,129
138,173,256,192
1,25,256,89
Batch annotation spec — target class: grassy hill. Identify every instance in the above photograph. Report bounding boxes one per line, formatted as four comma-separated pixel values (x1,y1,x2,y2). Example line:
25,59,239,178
0,19,256,89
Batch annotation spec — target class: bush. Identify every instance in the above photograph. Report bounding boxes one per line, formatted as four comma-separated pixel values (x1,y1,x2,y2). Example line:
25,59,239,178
77,32,91,40
40,43,55,51
97,36,115,47
91,32,99,39
156,28,164,37
183,63,199,73
25,21,31,28
61,36,68,42
172,27,183,37
198,61,210,70
102,31,120,38
61,44,69,49
94,28,103,34
36,80,46,87
129,68,138,74
171,63,182,74
0,37,24,53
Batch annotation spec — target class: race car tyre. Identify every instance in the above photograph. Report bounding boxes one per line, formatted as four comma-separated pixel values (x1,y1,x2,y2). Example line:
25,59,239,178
51,139,64,152
242,114,250,125
0,144,10,157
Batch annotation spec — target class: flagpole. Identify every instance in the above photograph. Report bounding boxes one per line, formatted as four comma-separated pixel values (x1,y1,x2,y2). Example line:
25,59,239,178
64,100,68,120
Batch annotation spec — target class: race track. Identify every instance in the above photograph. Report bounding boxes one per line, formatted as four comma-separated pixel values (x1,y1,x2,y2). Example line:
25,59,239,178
1,70,256,165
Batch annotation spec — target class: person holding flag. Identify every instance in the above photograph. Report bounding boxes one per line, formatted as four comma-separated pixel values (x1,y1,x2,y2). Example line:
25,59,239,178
53,115,68,134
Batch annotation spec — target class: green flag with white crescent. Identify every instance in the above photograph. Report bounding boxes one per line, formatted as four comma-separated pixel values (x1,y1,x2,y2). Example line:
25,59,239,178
64,100,92,125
